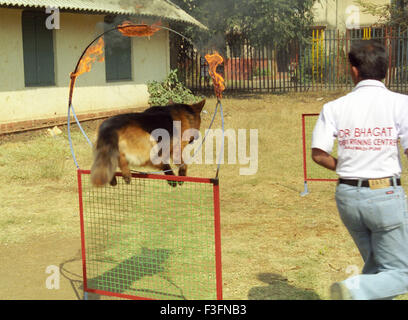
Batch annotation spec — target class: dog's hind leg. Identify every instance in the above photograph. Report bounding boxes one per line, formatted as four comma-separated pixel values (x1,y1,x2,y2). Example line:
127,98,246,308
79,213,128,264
110,176,118,186
176,140,190,186
109,156,119,187
119,153,131,184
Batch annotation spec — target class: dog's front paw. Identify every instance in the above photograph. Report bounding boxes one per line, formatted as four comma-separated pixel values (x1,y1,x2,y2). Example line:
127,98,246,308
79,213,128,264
123,176,131,184
167,180,178,188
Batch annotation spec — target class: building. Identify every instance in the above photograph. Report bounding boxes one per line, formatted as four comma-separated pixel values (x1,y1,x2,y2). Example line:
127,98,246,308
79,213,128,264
0,0,205,134
312,0,391,31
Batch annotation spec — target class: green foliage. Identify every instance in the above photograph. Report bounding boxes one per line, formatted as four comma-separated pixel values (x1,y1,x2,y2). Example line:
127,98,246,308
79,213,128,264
147,70,200,106
235,0,317,47
355,0,408,30
297,48,351,86
171,0,318,49
253,67,271,77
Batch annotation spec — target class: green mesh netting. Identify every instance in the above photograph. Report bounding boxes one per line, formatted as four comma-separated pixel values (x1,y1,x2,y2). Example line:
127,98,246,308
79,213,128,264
79,172,220,300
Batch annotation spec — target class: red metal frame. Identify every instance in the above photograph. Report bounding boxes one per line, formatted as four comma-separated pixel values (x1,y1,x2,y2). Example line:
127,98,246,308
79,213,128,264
79,169,214,184
77,169,223,300
85,288,155,301
301,113,337,183
77,170,88,293
212,182,223,300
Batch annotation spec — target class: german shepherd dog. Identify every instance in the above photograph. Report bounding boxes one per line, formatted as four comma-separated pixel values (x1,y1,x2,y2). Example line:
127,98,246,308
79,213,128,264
90,100,205,187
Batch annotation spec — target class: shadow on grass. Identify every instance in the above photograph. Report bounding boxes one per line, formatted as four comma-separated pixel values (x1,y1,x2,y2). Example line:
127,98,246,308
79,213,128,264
248,273,321,300
59,254,95,300
60,248,186,300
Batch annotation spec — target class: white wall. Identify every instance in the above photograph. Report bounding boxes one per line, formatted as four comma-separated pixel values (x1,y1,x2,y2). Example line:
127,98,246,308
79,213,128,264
0,8,25,92
313,0,391,30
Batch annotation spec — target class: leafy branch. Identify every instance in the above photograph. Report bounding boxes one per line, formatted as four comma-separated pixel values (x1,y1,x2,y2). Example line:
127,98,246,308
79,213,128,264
147,70,200,106
354,0,408,29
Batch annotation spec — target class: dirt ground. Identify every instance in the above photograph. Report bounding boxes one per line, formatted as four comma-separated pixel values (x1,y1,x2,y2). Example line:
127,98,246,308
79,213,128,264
2,93,408,301
0,93,328,301
0,233,84,300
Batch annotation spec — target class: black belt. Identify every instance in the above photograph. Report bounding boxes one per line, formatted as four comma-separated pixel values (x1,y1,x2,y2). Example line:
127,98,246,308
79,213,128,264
338,178,401,188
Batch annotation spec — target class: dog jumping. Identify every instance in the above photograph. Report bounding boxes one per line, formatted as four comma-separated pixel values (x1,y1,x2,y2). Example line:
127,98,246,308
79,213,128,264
90,100,205,187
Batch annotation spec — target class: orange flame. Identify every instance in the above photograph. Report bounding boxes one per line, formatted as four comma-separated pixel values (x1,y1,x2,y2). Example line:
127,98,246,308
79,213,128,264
71,37,105,78
205,52,225,99
118,21,161,37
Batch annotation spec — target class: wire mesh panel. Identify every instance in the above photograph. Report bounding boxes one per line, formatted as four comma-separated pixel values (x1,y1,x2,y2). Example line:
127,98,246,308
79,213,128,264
77,170,222,300
302,114,338,182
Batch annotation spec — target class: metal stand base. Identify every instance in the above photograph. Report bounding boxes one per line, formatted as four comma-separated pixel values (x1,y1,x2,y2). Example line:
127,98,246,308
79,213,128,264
300,182,309,197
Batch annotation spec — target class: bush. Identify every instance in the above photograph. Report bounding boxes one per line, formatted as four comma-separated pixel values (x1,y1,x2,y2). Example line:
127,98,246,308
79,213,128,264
147,70,200,106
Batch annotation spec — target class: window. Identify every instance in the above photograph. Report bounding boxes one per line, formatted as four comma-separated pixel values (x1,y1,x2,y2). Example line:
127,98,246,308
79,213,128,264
22,11,55,87
104,16,132,82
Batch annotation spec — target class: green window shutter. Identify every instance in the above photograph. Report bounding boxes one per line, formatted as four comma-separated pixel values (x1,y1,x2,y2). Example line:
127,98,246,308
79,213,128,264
104,18,132,82
35,13,55,86
22,11,55,87
22,11,38,86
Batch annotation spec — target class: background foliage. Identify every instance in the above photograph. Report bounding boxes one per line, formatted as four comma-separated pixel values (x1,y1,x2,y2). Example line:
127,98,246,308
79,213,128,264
147,69,200,105
355,0,408,30
171,0,318,50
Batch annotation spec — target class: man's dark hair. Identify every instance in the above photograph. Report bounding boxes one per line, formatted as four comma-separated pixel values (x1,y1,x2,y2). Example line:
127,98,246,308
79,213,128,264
348,40,388,81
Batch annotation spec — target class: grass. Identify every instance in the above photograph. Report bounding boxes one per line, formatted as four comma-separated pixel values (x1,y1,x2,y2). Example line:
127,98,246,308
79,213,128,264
1,91,408,300
0,125,94,243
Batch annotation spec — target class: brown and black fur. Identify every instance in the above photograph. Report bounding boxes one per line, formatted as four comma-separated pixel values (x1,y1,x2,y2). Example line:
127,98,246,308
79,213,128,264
90,100,205,187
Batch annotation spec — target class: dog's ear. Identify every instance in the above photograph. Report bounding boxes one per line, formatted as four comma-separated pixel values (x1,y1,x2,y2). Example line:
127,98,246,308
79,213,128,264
191,99,206,114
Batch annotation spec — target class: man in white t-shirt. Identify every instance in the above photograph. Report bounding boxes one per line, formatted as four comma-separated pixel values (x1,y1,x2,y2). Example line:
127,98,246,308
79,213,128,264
312,40,408,300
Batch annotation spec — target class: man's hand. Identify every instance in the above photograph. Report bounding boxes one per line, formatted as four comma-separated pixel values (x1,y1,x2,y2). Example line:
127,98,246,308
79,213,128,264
312,148,337,171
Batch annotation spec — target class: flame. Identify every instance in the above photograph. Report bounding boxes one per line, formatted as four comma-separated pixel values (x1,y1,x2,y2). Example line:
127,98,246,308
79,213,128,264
71,37,105,78
205,52,225,99
118,21,161,37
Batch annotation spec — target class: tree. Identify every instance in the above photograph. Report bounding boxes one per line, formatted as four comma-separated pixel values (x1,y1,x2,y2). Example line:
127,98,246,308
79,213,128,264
234,0,316,45
171,0,238,52
355,0,408,30
171,0,318,49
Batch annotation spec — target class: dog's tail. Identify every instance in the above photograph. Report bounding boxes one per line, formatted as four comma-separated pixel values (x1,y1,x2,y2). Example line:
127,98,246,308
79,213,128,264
90,125,119,187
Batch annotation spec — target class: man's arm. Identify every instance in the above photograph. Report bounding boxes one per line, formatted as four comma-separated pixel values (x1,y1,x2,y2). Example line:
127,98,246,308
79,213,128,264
312,148,337,171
